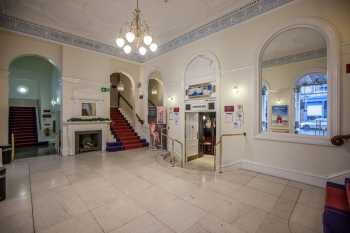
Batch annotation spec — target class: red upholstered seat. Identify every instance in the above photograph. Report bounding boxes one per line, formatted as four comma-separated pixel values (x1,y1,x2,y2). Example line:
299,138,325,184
346,181,350,207
325,182,350,213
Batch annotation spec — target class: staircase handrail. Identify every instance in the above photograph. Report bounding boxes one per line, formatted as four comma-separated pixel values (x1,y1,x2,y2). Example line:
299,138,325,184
214,132,247,173
331,134,350,146
148,99,156,107
118,93,144,125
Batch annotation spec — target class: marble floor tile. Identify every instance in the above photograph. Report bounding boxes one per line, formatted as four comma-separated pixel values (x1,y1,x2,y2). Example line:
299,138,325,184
183,213,246,233
290,204,323,233
1,148,324,233
39,211,103,233
128,185,177,212
91,196,146,232
150,199,206,233
111,213,174,233
233,187,278,212
247,177,286,196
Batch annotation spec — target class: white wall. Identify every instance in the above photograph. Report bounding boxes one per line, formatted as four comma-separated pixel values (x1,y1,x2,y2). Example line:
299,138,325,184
142,0,350,186
0,30,144,158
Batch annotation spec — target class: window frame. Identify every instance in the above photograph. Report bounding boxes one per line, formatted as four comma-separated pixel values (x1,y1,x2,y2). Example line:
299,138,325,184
254,19,340,146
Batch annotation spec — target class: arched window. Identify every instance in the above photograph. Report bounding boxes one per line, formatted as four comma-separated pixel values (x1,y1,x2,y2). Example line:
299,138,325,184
256,20,340,145
294,73,328,136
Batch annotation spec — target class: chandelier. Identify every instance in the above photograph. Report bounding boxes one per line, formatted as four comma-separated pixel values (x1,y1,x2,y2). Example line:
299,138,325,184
115,0,158,56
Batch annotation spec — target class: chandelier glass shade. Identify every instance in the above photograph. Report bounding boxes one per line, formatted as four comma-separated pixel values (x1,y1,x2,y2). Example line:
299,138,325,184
151,87,158,95
115,0,158,56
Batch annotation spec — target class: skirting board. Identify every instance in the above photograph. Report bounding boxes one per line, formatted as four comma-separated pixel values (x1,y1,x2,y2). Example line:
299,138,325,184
223,160,350,187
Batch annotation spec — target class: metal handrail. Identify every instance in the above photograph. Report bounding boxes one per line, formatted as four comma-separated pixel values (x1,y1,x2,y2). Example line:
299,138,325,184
215,132,246,173
11,133,15,161
331,134,350,146
160,130,184,168
118,93,144,125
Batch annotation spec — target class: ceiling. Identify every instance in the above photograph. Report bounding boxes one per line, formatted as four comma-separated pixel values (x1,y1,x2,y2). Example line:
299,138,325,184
1,0,252,47
263,28,326,61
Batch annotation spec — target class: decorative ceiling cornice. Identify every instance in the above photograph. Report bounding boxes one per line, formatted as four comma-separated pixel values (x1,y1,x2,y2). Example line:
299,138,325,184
262,48,327,68
0,0,294,63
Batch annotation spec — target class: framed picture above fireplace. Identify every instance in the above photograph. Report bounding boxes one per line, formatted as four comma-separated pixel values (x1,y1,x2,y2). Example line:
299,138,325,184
82,103,96,116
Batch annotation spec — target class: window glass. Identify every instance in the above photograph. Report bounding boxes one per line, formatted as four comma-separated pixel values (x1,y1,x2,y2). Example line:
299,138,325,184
260,28,327,136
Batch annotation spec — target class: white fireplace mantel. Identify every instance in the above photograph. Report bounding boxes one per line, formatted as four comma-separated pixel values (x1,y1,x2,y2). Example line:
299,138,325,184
62,121,112,156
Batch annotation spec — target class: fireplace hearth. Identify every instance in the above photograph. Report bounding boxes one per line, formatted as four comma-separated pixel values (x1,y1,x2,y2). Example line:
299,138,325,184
75,130,102,154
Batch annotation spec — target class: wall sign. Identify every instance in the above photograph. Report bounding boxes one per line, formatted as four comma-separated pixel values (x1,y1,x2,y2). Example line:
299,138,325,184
100,87,110,92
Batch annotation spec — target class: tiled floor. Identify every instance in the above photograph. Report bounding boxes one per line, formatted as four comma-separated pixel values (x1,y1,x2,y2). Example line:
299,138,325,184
0,148,324,233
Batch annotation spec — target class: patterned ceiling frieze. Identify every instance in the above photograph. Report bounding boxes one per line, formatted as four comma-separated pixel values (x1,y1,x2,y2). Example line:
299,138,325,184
0,0,294,63
262,48,327,68
0,14,143,62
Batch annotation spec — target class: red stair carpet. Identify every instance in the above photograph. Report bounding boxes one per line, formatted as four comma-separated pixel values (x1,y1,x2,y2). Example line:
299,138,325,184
108,108,148,151
9,106,38,147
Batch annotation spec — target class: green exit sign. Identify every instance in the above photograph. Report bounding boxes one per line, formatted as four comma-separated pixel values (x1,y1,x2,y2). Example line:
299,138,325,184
101,87,110,92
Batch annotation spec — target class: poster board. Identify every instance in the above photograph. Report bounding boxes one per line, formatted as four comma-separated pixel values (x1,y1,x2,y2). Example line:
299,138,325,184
271,105,289,132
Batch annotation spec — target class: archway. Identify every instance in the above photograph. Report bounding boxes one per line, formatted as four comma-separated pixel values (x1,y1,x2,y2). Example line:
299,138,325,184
148,78,164,107
8,55,62,158
110,72,135,110
183,52,221,171
146,71,166,149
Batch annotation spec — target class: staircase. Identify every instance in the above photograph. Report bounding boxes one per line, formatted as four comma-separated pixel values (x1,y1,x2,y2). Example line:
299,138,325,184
106,108,148,152
9,106,38,147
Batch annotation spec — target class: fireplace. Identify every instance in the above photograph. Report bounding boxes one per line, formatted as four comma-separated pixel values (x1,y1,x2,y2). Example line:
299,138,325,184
75,130,102,154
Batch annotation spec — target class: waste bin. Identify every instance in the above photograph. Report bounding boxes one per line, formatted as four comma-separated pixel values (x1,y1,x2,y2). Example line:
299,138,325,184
0,145,12,164
0,167,5,201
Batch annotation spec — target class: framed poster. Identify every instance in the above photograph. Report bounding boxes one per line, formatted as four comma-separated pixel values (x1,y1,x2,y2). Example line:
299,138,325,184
271,105,288,127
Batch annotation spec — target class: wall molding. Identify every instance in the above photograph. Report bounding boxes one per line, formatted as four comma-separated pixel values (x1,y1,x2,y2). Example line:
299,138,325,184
224,159,350,187
262,48,327,68
0,0,294,63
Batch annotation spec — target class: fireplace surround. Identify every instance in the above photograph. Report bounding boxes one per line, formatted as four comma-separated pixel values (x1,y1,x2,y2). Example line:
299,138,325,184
75,130,102,154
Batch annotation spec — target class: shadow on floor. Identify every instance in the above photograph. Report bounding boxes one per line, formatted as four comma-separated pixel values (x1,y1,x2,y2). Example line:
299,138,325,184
15,144,57,159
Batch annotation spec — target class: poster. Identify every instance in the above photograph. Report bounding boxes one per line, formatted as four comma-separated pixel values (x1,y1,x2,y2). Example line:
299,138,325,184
157,106,166,124
272,105,288,127
233,104,244,130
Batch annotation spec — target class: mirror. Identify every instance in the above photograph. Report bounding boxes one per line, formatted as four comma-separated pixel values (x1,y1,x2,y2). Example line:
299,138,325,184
260,27,328,136
82,103,96,116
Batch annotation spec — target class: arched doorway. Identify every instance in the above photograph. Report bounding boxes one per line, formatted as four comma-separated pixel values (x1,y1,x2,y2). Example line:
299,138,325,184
148,78,164,107
8,55,62,158
184,53,221,171
147,72,166,149
107,72,148,152
110,72,135,114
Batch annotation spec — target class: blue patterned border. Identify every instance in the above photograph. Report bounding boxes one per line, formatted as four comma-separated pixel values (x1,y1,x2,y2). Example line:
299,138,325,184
262,48,327,67
0,0,294,63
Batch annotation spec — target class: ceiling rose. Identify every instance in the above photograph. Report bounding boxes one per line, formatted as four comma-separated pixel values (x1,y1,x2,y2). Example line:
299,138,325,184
115,0,158,56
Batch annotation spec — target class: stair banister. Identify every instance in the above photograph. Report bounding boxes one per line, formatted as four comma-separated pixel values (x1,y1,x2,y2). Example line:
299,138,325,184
331,134,350,146
118,93,144,126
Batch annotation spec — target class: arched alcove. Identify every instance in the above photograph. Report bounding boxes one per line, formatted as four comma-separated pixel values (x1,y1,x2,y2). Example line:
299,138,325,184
255,18,340,144
147,70,164,108
8,54,62,157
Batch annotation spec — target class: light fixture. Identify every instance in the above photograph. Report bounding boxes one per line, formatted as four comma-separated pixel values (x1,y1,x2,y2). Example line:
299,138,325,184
115,0,158,56
17,86,28,94
232,85,240,95
139,46,147,56
117,81,125,91
116,38,125,48
150,43,158,52
143,35,152,45
123,45,132,54
151,87,158,95
168,96,176,102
